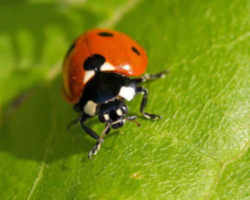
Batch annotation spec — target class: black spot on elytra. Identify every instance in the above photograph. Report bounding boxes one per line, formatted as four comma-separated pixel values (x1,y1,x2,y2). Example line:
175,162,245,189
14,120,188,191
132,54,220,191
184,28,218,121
66,42,76,57
83,54,105,70
131,46,140,56
98,32,114,37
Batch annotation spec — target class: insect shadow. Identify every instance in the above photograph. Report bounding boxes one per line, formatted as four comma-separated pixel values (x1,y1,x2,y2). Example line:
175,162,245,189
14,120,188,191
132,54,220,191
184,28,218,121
0,1,103,163
0,76,99,163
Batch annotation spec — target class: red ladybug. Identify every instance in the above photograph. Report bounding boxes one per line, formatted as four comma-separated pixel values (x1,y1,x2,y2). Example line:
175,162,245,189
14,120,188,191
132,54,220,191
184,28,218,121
63,29,167,158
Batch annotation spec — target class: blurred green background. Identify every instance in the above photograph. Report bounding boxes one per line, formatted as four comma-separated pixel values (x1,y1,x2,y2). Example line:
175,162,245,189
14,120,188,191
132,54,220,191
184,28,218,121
0,0,249,199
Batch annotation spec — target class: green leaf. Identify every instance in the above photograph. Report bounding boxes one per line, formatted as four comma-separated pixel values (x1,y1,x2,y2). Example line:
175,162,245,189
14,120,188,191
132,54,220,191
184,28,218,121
0,0,249,200
0,0,128,105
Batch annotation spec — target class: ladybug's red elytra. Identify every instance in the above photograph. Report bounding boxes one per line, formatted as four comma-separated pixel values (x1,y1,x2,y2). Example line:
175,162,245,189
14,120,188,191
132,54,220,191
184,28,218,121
63,29,167,158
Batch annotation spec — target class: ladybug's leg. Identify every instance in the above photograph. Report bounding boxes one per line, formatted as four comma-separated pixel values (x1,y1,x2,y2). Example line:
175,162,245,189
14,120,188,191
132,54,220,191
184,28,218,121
134,70,168,83
88,123,111,158
136,86,161,120
80,115,99,140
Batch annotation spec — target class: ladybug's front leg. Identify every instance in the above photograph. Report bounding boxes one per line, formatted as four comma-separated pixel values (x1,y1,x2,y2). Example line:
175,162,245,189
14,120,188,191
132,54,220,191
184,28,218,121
136,86,161,120
88,123,111,158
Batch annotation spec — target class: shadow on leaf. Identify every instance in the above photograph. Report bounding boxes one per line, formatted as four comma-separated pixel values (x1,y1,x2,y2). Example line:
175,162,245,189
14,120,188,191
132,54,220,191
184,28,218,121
0,76,99,162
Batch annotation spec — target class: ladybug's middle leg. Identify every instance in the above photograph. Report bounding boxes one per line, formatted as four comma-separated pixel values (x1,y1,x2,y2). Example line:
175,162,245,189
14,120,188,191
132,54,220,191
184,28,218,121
136,86,161,120
80,115,99,140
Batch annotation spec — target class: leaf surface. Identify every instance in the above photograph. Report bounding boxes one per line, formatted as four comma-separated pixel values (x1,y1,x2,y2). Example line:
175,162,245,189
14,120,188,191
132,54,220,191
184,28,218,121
0,0,249,199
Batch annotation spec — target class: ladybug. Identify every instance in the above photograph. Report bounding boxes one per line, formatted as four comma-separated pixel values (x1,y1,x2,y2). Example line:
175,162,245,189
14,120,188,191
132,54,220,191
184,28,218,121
63,29,167,158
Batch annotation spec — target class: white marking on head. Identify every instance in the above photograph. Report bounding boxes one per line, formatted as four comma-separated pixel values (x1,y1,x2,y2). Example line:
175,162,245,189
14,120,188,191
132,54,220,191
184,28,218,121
104,114,110,121
100,62,116,72
119,86,136,101
84,100,97,116
116,108,123,116
83,70,95,84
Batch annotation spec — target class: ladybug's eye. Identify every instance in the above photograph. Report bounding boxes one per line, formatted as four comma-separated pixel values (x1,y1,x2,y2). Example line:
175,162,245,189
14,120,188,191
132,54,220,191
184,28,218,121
83,54,106,70
131,46,140,56
98,32,114,37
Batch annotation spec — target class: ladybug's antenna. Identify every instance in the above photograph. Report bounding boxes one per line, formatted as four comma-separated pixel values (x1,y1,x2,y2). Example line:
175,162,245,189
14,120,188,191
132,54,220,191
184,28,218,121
126,116,141,127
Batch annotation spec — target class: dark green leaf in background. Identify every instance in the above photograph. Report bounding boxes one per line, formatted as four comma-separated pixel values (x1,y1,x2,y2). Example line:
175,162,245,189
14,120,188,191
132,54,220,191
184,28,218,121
0,0,249,199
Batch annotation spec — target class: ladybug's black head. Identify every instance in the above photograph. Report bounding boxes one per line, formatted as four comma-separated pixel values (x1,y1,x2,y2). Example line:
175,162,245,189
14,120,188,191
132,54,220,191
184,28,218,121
98,100,128,129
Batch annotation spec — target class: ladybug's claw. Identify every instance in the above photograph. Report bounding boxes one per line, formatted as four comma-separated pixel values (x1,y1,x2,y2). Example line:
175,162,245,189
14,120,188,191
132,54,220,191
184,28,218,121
88,139,104,159
136,86,162,121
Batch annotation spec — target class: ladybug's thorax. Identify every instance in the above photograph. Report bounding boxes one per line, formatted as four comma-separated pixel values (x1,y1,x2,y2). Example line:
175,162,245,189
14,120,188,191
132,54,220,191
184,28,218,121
74,72,136,116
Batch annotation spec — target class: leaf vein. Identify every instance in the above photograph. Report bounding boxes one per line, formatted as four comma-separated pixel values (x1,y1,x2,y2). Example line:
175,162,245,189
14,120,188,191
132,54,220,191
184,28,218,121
26,97,57,200
204,141,249,200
